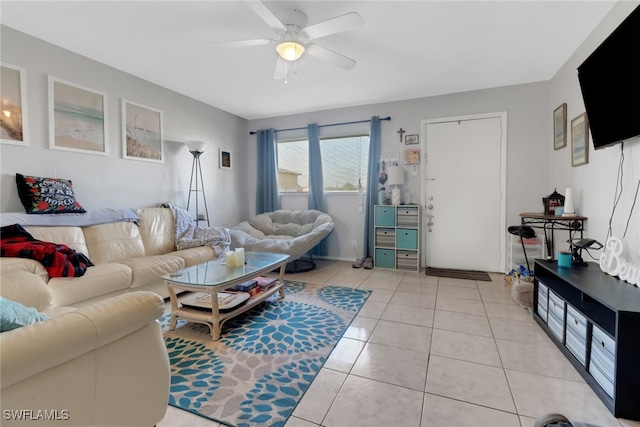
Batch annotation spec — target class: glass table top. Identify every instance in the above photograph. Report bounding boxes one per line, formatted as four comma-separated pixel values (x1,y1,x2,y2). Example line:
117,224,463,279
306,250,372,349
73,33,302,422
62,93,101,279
162,251,289,287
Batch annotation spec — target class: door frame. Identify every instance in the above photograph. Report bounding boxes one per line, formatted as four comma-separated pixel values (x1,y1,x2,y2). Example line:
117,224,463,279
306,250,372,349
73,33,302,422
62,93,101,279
420,111,508,272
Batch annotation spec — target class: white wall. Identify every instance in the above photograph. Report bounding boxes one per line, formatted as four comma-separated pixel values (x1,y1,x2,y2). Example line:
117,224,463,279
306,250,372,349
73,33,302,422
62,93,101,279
547,2,639,264
0,26,250,228
249,81,550,263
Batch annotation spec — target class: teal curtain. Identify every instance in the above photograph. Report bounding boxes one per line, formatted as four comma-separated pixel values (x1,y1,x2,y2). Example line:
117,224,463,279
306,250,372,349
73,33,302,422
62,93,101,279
307,123,329,256
256,129,280,214
364,116,381,259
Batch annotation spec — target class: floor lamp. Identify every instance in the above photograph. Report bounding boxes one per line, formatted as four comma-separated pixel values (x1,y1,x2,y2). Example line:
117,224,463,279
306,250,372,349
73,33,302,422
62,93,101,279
184,140,210,227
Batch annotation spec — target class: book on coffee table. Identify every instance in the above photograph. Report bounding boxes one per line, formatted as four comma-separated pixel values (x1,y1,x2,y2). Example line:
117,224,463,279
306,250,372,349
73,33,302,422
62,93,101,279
256,276,278,290
180,292,250,311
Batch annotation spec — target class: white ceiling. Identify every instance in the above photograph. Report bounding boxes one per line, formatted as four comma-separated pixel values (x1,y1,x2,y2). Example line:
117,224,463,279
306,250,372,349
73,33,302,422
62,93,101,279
0,1,617,120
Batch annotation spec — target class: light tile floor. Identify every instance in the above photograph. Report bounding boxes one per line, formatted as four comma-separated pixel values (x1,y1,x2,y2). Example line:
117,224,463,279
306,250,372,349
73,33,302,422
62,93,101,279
158,260,640,427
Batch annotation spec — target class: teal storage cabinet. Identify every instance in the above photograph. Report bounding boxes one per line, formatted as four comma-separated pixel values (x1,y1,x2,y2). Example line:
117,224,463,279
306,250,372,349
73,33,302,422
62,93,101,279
396,229,418,250
374,206,396,227
373,205,421,271
375,249,396,269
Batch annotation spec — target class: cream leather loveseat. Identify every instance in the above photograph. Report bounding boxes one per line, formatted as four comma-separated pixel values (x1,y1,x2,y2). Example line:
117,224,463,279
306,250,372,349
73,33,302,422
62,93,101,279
0,271,170,426
1,207,218,308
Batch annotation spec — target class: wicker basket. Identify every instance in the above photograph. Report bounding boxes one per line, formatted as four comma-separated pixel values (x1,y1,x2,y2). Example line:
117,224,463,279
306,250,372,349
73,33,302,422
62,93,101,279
511,276,534,308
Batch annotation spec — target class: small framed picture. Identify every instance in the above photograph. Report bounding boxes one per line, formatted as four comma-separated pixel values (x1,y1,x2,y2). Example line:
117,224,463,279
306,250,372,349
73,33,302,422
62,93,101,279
122,99,163,163
405,134,419,145
48,76,107,156
571,113,589,167
554,103,567,150
219,148,232,170
404,148,420,165
0,62,28,146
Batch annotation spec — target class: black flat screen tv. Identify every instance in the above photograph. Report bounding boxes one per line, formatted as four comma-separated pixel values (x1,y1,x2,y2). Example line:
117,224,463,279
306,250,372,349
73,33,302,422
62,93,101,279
577,5,640,150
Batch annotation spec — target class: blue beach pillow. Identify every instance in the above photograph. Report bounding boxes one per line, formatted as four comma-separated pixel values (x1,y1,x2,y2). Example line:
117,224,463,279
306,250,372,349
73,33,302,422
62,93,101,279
0,297,50,332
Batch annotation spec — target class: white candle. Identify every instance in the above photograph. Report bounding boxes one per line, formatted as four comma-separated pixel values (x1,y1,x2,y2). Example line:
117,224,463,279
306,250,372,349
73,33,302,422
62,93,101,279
225,251,236,267
235,248,245,266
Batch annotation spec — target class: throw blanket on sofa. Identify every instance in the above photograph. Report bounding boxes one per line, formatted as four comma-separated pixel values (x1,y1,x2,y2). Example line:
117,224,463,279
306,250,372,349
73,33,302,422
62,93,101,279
0,224,94,277
159,202,231,256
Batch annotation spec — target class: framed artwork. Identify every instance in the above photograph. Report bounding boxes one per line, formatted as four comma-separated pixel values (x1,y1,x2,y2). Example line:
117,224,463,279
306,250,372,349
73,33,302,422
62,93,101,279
571,113,589,167
0,63,28,146
405,134,419,145
122,99,163,163
48,76,107,155
404,148,420,165
554,103,567,150
219,148,232,170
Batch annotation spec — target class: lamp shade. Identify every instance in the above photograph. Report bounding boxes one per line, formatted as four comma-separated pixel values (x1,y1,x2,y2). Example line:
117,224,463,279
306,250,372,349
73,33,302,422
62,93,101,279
184,140,209,153
276,41,305,61
386,165,404,187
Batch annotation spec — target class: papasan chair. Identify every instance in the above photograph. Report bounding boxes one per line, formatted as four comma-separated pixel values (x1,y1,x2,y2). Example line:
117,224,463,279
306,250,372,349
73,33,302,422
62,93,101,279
229,209,334,273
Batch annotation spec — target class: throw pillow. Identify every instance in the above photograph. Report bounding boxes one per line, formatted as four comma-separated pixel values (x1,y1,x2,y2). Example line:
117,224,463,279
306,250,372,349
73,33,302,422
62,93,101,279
0,296,50,332
16,173,86,214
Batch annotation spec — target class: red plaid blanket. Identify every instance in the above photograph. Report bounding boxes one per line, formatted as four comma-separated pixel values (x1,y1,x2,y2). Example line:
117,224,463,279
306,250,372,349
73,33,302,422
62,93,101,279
1,224,93,278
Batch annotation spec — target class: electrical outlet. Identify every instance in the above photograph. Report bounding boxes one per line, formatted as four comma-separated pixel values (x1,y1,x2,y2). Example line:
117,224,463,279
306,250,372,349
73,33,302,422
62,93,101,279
352,240,357,248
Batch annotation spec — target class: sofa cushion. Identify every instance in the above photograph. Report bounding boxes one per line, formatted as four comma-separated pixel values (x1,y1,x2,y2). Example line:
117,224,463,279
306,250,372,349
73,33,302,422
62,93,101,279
0,257,48,280
83,222,145,264
0,297,49,332
15,173,86,214
0,271,53,312
119,254,184,288
25,225,89,257
137,208,176,256
47,263,133,307
170,246,217,267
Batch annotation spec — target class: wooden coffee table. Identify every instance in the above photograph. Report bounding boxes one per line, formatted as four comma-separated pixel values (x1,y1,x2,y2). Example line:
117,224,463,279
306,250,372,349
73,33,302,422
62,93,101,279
162,251,289,340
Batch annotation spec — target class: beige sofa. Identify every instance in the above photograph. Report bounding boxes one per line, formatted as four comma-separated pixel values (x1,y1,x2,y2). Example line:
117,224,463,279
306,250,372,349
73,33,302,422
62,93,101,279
0,271,170,426
0,207,218,308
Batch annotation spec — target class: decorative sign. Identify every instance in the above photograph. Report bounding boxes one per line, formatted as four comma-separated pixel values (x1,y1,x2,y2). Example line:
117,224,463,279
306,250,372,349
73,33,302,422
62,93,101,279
599,237,639,286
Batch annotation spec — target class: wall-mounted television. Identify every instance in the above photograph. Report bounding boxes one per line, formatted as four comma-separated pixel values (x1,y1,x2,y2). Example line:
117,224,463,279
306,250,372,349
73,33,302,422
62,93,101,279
577,5,640,150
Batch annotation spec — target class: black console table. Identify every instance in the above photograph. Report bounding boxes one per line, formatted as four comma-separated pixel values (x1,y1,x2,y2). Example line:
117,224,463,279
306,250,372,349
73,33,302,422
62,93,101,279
533,260,640,420
520,213,587,258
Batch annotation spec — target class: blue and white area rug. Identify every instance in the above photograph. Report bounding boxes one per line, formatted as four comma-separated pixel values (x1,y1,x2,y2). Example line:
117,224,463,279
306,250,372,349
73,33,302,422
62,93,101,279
160,280,371,427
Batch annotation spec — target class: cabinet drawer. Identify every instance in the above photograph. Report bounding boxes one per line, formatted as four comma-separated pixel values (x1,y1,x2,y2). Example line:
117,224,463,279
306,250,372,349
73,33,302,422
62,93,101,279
548,291,565,321
375,206,396,227
396,250,418,271
566,305,587,338
396,228,418,249
565,305,588,366
375,248,396,269
537,282,548,323
548,309,564,343
375,228,396,248
589,325,616,399
397,207,419,227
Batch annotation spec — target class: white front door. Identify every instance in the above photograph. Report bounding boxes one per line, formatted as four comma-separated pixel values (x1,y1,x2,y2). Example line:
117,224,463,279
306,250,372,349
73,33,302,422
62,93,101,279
422,113,506,272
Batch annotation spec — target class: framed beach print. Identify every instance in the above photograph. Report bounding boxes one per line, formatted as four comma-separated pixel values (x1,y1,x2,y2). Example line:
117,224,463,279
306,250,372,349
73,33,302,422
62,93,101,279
122,99,163,163
48,76,107,155
219,148,232,170
554,103,567,150
571,113,589,167
0,63,28,146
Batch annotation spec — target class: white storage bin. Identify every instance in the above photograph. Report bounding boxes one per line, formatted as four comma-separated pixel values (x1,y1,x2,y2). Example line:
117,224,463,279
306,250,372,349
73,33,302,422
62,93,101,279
508,234,545,272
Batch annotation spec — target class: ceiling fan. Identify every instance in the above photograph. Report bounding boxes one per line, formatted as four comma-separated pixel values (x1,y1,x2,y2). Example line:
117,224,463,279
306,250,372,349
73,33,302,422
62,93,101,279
211,1,364,80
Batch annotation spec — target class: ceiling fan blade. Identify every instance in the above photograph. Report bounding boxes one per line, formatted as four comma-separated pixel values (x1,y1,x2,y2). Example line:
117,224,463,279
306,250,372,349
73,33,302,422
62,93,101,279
209,39,275,47
245,1,286,31
303,12,364,40
210,38,274,48
273,57,287,80
305,44,356,70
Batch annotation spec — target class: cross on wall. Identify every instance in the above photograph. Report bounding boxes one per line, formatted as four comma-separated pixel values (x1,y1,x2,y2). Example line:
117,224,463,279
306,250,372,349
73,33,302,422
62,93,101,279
397,128,405,142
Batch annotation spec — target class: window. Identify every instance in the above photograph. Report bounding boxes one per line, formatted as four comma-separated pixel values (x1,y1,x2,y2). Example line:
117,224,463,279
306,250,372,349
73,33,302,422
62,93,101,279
277,135,370,193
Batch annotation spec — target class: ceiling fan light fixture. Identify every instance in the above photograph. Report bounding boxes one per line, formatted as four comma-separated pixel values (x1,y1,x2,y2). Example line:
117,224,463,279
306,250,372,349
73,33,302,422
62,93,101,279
276,41,305,61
